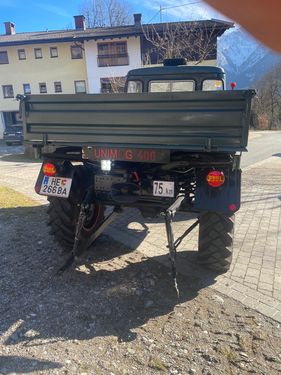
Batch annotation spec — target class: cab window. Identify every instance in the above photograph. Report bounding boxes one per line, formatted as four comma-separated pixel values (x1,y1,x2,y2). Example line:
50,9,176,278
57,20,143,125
127,81,143,93
149,80,195,92
202,79,224,91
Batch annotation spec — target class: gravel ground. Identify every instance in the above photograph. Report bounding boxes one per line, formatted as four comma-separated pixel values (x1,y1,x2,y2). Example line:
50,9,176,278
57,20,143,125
1,197,281,375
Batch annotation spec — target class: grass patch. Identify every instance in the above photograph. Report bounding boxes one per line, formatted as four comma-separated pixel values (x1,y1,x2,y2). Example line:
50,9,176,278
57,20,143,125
219,345,239,363
148,358,168,371
0,186,40,209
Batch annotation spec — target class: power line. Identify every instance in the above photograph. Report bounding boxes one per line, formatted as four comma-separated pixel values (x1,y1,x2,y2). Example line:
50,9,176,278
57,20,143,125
146,1,203,24
161,1,202,11
147,10,161,24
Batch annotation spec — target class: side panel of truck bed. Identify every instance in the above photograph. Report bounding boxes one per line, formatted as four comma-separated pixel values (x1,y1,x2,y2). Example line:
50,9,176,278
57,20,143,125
21,90,255,152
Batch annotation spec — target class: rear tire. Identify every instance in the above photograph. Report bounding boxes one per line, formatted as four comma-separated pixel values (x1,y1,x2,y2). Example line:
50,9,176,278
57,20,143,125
198,212,234,273
47,166,104,251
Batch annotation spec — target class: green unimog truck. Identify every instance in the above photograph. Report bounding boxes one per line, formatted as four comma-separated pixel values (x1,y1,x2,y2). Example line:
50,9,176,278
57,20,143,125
18,59,255,288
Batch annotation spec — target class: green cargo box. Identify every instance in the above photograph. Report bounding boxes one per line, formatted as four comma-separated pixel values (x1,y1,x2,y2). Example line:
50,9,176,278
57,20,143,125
20,90,255,152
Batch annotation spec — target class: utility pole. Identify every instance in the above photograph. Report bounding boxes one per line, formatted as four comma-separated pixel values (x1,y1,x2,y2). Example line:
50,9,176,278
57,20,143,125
160,5,162,23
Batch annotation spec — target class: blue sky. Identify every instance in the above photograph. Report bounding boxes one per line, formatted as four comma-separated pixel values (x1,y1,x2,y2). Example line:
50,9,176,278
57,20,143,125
0,0,225,33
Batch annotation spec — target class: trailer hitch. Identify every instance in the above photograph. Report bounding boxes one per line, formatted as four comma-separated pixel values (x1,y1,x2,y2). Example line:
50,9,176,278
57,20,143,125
162,196,199,297
59,190,122,272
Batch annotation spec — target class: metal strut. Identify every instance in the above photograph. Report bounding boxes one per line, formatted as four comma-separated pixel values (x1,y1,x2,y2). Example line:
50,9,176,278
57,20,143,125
59,190,122,272
162,195,199,297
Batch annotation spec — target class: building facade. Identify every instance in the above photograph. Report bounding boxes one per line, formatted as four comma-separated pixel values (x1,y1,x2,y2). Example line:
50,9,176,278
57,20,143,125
0,15,232,138
84,36,142,93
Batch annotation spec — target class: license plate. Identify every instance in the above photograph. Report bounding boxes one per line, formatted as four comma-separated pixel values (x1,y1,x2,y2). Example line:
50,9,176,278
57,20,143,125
39,176,72,198
153,181,174,197
84,147,170,163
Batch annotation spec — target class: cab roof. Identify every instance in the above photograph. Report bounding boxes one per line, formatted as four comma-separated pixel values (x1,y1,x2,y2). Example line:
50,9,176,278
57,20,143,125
127,65,225,78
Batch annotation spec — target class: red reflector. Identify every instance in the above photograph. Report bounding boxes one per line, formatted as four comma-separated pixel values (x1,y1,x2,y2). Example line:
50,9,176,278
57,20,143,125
229,204,237,212
230,81,237,90
43,162,57,177
206,171,225,187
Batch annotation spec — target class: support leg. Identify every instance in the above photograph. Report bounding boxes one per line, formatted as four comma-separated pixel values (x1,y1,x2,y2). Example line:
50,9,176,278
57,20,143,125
162,195,199,296
164,210,179,297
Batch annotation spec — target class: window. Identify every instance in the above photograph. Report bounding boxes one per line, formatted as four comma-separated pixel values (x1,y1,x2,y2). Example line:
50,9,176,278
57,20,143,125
54,81,62,93
2,85,14,98
202,79,224,91
100,77,126,93
34,48,42,59
97,42,129,67
74,80,86,93
127,81,143,93
39,82,47,93
50,47,58,58
149,80,195,92
0,51,9,64
100,79,112,93
71,45,83,59
18,49,26,60
23,83,31,94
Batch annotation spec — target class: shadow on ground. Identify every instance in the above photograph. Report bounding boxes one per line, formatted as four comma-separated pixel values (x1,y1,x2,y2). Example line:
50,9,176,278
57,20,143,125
0,205,216,351
0,356,61,374
0,153,41,164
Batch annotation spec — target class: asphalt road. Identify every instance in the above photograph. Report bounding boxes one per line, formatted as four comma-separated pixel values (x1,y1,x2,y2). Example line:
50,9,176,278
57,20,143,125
241,130,281,168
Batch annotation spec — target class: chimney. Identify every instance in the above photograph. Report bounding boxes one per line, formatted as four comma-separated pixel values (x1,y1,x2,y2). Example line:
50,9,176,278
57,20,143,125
74,15,86,30
4,22,16,35
134,14,142,27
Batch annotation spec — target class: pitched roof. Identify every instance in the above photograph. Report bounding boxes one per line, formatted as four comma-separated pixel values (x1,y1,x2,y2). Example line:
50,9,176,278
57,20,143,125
0,19,233,46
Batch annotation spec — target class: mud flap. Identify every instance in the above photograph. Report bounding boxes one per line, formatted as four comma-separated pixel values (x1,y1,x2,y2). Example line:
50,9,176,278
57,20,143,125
194,168,241,214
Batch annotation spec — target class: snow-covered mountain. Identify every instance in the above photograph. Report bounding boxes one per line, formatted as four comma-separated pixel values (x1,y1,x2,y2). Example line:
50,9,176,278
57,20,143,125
217,28,281,88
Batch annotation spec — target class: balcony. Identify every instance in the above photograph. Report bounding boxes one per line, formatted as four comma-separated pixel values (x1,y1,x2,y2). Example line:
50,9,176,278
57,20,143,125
97,53,129,67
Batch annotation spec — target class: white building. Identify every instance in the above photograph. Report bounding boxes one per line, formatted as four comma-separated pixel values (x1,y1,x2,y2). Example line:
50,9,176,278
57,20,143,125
0,14,232,138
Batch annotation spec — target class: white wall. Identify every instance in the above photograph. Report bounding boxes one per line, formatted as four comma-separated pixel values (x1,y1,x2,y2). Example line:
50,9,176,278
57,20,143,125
84,36,142,93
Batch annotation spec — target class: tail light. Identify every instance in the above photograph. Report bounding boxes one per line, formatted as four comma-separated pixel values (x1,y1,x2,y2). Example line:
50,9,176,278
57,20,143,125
206,171,225,187
43,162,57,176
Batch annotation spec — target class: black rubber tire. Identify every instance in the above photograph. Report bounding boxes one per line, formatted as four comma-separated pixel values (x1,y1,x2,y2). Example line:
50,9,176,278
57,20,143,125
198,212,234,273
47,166,104,251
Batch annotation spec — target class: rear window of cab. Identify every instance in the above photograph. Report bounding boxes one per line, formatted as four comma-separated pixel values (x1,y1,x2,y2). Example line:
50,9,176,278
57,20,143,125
149,80,195,92
126,78,224,93
202,79,224,91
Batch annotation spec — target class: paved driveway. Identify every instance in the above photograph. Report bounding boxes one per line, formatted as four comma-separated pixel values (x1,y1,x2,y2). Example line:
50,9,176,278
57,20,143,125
0,133,281,322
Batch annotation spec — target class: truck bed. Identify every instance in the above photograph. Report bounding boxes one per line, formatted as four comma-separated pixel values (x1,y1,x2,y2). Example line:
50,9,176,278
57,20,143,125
20,90,255,152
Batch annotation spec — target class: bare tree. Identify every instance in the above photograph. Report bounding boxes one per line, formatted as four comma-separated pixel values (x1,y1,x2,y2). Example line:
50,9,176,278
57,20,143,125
253,62,281,129
142,22,217,65
80,0,131,27
109,76,126,92
100,76,126,93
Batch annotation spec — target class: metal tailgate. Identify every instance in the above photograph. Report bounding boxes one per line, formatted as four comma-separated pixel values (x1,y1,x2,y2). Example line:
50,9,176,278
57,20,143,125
20,90,255,152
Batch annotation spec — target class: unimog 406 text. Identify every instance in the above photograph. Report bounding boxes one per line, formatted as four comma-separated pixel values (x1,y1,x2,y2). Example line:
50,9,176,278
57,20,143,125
18,59,255,290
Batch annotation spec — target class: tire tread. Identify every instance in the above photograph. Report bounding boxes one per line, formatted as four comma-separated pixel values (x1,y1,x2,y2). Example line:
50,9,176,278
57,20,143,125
198,212,234,273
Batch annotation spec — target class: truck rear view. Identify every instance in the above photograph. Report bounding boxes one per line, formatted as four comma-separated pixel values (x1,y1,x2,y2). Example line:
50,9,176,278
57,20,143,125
19,60,255,288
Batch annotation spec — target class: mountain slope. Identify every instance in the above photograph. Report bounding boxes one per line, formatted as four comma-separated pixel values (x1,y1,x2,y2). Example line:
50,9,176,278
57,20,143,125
218,28,281,88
